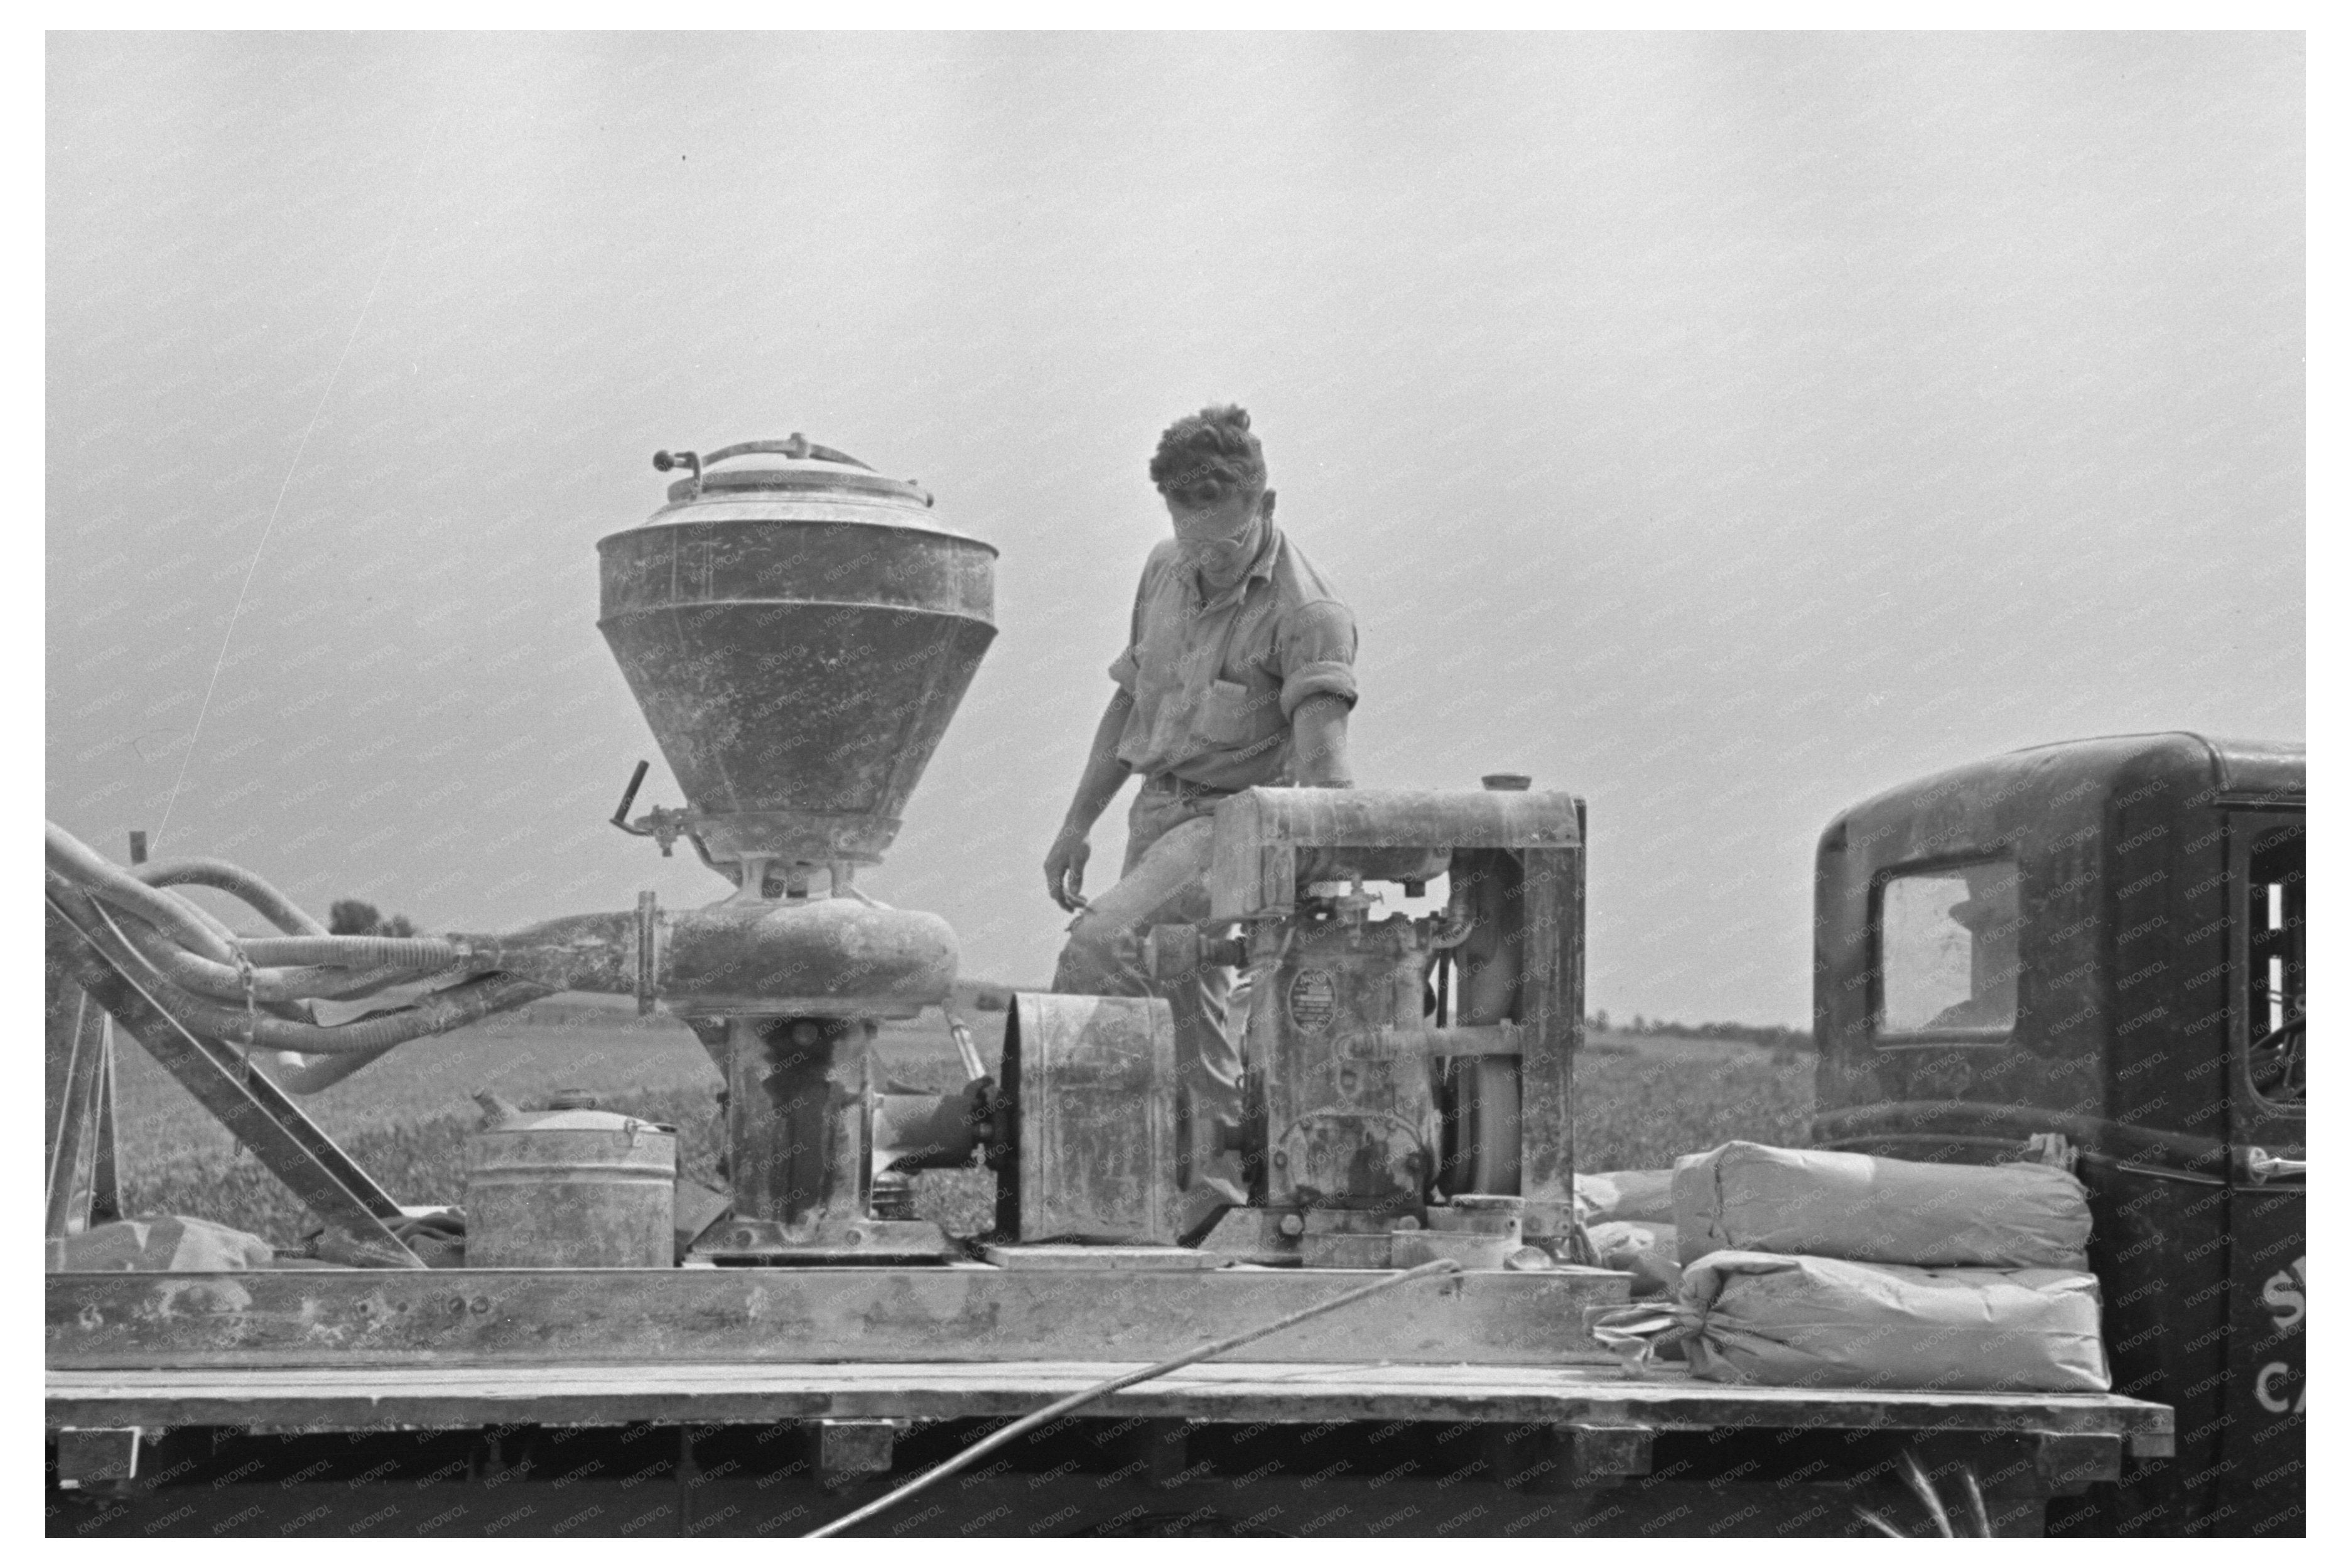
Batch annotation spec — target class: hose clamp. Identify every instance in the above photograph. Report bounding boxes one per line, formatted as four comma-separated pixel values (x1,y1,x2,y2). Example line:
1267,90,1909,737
232,944,260,1079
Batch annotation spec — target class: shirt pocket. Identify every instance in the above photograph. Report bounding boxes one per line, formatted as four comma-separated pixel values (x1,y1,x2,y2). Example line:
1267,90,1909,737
1192,678,1259,744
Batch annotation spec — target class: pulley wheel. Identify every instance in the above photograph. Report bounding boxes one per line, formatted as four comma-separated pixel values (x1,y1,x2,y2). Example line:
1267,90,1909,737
1442,1056,1521,1196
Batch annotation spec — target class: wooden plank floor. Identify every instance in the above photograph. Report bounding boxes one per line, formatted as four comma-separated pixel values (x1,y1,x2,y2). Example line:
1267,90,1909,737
47,1360,2173,1454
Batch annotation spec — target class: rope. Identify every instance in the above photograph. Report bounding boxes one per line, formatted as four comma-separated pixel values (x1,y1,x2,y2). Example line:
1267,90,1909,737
804,1258,1462,1538
154,111,447,850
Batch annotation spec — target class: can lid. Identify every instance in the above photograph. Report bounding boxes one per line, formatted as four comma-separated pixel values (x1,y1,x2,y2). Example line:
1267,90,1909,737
474,1101,674,1137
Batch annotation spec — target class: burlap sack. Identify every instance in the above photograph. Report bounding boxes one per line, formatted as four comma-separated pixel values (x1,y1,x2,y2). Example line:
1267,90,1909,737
1672,1142,2091,1268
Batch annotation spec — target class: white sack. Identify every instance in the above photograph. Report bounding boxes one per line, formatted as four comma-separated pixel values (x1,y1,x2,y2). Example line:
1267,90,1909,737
48,1214,277,1272
1666,1251,2110,1393
1574,1169,1676,1224
1672,1141,2091,1268
1585,1219,1682,1298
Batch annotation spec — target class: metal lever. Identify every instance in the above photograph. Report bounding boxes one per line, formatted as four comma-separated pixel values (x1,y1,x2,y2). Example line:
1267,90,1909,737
2244,1147,2306,1184
608,760,689,857
944,1010,986,1084
610,760,651,833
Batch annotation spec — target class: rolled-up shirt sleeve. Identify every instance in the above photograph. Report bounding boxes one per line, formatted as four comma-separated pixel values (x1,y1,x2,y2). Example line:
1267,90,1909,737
1108,556,1156,692
1277,597,1359,717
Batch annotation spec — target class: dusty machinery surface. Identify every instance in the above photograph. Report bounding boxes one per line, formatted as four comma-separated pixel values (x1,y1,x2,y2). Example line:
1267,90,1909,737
44,439,2178,1538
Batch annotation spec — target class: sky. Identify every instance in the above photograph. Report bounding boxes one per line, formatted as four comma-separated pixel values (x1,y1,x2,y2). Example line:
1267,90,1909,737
45,32,2303,1027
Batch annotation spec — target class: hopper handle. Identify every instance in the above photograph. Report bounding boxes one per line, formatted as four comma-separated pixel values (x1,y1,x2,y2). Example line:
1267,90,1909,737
610,760,651,833
609,760,689,856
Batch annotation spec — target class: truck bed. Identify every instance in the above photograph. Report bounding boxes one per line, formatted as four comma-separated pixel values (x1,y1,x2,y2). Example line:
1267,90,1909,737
50,1358,2172,1452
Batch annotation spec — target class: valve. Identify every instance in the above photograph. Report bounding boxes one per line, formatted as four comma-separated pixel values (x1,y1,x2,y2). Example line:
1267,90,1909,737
608,760,691,855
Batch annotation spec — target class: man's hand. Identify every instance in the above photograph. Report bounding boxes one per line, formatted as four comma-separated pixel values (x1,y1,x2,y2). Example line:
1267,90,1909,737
1044,826,1093,912
1047,690,1134,911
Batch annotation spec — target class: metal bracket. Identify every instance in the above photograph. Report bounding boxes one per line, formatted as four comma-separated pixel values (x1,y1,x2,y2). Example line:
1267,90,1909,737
2031,1430,2124,1493
53,1426,143,1490
1565,1421,1656,1486
816,1419,895,1484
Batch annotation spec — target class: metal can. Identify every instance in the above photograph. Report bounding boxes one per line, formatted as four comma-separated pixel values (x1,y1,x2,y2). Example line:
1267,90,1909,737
464,1092,678,1268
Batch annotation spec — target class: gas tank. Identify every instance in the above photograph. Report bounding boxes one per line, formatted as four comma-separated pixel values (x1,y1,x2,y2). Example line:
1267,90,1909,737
464,1092,679,1268
597,436,998,880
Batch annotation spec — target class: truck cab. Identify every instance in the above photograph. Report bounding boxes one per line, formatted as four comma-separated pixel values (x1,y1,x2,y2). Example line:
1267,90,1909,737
1811,733,2304,1535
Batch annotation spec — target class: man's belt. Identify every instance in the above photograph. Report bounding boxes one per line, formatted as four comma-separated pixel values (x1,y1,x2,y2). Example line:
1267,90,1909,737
1143,773,1240,803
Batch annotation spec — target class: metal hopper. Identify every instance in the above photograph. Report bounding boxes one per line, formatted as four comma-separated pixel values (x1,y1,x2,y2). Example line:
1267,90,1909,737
598,437,998,892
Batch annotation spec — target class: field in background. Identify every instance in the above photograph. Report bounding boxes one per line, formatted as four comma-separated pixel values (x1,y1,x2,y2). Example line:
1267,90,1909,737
113,1013,1812,1246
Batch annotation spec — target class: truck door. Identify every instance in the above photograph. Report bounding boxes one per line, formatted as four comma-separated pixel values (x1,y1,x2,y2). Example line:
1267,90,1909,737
2224,812,2303,1532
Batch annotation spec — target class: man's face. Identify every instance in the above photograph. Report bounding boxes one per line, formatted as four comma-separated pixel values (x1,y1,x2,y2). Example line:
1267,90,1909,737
1167,487,1270,590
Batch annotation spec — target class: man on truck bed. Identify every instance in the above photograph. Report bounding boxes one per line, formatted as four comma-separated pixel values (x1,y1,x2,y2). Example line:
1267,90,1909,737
1044,404,1359,1233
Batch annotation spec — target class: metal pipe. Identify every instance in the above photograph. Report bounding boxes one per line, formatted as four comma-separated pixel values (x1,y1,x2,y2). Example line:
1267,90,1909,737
804,1259,1466,1538
132,857,328,936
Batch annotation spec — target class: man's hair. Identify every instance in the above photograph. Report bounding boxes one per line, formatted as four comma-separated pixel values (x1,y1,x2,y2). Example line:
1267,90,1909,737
1150,404,1267,508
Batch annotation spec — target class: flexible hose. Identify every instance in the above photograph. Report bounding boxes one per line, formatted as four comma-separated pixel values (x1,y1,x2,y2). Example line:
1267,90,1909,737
155,882,245,949
112,908,441,1005
106,901,469,1091
259,1039,413,1095
48,821,465,974
803,1258,1466,1538
48,822,237,960
238,934,468,969
51,875,548,1056
134,856,328,936
144,963,550,1055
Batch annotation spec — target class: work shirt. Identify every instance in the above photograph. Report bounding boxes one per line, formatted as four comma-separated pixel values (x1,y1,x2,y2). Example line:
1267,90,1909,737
1106,524,1358,791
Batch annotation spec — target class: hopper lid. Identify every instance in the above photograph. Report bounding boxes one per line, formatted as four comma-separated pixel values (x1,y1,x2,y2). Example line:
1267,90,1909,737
651,435,934,509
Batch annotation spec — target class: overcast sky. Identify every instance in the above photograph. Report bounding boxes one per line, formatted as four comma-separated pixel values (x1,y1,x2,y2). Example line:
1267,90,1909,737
46,31,2303,1027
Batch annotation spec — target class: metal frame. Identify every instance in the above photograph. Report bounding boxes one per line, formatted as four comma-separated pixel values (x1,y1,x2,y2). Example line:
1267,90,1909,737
44,884,421,1269
45,975,118,1239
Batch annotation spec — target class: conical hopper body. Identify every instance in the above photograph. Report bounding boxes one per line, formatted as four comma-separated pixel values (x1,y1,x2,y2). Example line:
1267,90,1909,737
598,453,997,872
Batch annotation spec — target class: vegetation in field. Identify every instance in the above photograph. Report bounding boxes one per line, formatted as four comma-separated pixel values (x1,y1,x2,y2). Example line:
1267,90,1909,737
1572,1033,1815,1171
109,1019,1812,1248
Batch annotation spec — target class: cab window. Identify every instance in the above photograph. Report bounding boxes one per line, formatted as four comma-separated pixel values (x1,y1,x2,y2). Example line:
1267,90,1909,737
2244,821,2304,1107
1876,857,2019,1044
